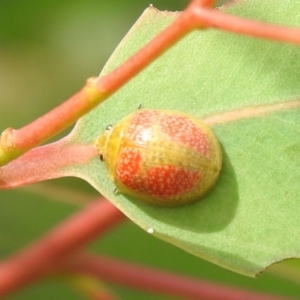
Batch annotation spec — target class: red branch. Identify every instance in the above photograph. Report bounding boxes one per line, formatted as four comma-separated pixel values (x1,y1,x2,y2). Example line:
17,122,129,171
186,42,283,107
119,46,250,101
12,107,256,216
189,4,300,44
1,1,300,298
2,0,300,166
0,199,125,297
67,253,294,300
0,78,103,166
0,137,97,190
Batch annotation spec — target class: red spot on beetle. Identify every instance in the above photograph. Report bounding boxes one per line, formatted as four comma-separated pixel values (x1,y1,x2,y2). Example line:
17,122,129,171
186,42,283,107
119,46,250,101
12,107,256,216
127,110,209,156
159,114,209,156
145,165,200,199
127,110,160,145
117,148,143,191
118,155,201,200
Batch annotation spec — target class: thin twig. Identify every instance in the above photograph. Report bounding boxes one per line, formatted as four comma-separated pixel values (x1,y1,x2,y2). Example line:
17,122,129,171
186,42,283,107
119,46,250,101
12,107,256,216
0,199,125,297
0,138,97,190
66,253,295,300
189,4,300,44
2,0,300,166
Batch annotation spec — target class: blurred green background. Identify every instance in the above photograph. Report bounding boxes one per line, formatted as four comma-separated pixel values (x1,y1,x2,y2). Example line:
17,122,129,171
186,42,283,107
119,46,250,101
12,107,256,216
0,1,300,299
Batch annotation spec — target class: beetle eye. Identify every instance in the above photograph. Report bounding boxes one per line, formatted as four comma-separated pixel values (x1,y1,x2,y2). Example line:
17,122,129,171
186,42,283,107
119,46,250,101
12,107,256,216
99,154,104,161
106,125,112,131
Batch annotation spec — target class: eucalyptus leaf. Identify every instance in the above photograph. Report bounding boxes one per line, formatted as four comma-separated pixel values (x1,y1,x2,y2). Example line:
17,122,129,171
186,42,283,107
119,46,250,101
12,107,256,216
67,1,300,276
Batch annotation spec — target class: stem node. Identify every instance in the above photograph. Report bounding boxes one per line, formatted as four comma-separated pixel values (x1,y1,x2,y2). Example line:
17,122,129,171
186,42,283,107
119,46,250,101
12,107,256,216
0,128,16,152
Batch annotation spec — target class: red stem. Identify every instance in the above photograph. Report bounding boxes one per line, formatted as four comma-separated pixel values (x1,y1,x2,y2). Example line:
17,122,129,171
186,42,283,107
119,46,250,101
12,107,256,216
14,78,102,150
2,0,300,166
0,199,125,297
0,137,97,189
190,5,300,44
97,5,196,94
68,253,294,300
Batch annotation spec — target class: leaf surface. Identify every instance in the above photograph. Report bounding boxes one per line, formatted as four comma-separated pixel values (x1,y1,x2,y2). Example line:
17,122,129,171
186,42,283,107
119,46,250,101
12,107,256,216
67,1,300,276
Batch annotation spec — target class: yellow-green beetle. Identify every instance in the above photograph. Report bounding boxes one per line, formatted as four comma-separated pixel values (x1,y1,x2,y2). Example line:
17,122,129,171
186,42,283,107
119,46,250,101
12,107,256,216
96,109,222,206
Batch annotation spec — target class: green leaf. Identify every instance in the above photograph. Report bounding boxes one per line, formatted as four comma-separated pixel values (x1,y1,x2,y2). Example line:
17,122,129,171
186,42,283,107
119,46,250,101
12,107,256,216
67,1,300,276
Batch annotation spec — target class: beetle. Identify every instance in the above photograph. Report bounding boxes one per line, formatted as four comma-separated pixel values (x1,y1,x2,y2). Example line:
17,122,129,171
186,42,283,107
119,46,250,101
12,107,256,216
96,109,222,206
